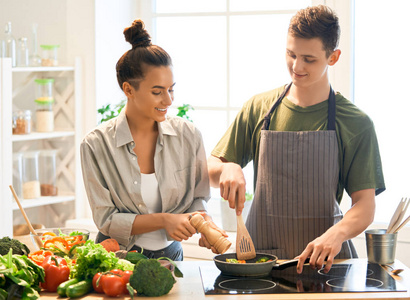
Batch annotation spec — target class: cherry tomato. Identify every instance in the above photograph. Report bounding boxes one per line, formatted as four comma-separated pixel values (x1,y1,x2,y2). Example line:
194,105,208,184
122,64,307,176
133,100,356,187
101,274,125,297
121,270,133,294
92,272,104,294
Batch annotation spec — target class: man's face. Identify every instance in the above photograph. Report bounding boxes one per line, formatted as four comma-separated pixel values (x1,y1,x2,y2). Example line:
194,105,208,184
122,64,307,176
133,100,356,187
286,35,335,88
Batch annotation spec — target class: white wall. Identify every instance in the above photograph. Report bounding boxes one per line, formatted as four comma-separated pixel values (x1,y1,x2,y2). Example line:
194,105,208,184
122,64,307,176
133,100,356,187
95,0,139,111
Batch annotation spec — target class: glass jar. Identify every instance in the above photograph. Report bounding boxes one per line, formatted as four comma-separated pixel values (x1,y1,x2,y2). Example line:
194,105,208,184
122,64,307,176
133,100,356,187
17,37,29,67
34,78,54,132
39,149,58,196
29,23,41,66
22,151,41,199
12,152,23,199
2,22,16,67
40,44,59,66
12,110,32,134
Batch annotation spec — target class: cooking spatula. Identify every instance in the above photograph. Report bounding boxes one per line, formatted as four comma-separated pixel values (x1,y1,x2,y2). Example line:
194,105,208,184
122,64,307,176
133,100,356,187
9,185,43,250
235,198,256,260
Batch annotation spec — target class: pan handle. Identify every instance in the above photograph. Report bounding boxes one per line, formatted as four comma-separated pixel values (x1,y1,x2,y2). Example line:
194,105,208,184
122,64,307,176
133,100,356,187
272,258,310,270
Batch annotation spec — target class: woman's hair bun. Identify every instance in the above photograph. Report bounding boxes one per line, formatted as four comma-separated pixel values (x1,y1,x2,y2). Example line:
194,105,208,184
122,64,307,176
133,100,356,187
123,19,152,48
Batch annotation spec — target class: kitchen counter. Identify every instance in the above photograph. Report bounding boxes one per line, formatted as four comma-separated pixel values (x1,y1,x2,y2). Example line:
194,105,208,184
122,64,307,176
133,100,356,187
39,259,410,299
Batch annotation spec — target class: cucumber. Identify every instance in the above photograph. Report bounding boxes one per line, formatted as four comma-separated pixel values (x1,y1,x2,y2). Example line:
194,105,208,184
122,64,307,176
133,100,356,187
57,278,80,297
65,279,93,298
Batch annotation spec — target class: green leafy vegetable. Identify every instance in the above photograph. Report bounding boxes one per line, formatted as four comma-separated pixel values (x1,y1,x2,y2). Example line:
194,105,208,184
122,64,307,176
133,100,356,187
0,249,45,300
71,240,119,280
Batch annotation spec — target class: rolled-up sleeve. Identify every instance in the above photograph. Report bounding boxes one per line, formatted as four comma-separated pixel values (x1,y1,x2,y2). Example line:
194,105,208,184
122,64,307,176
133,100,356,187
80,113,211,249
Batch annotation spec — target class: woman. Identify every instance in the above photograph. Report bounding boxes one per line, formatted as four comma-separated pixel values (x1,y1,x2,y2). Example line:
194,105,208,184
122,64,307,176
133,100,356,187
81,19,217,261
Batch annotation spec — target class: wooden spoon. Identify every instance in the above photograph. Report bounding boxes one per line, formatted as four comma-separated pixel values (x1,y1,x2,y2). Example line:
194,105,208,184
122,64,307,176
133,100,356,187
383,264,404,276
235,198,256,260
9,185,43,250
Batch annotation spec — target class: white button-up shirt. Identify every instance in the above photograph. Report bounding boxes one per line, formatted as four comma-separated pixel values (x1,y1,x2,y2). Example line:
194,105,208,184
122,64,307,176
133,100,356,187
80,110,210,249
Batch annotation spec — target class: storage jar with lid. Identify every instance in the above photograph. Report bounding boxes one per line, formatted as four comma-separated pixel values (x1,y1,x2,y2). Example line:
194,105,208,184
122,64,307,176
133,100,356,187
39,149,58,196
22,151,41,199
34,78,54,132
40,44,59,66
12,110,32,134
13,152,23,199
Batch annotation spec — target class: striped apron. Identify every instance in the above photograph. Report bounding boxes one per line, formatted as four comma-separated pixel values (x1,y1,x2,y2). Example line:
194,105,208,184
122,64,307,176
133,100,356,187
246,83,357,259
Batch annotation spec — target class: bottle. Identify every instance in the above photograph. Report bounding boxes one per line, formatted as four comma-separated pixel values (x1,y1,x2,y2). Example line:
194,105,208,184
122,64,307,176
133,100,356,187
189,214,232,254
39,149,58,196
34,78,54,132
17,37,29,67
12,152,24,199
22,151,41,199
0,34,5,58
29,23,41,66
3,22,16,67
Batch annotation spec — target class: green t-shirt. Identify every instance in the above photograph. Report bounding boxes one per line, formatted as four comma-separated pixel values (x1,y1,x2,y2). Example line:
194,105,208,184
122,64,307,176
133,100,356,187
211,85,385,203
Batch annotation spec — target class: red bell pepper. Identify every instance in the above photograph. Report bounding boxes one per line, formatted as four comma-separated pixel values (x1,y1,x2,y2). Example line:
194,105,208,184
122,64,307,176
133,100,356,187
41,255,70,292
28,250,53,266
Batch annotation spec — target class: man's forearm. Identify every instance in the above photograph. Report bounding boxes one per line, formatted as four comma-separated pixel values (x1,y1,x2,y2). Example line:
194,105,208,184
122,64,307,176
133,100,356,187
334,189,375,241
207,155,224,188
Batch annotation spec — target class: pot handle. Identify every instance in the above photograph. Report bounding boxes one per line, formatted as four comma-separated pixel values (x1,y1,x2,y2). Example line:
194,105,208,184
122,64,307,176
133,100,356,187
272,258,310,270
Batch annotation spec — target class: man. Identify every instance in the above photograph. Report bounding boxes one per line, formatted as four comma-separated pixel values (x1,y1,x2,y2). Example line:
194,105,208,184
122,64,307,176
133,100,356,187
207,5,385,273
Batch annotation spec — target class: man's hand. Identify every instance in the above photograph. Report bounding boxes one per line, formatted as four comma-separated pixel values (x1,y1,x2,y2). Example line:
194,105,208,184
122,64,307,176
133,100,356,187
296,189,375,274
208,155,246,215
296,226,344,274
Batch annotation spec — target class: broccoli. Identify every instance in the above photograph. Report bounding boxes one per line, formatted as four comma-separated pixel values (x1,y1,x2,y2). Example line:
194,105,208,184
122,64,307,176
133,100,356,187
129,259,176,297
0,236,30,256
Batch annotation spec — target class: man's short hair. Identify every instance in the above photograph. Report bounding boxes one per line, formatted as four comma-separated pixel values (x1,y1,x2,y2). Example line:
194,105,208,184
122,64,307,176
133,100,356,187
288,5,340,57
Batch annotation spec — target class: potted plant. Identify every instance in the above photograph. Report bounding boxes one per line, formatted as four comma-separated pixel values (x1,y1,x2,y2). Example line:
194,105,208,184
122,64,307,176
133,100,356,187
220,192,253,232
97,101,194,124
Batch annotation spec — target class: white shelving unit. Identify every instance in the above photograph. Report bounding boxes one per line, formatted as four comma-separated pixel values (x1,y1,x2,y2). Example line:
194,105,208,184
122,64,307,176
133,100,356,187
0,57,84,238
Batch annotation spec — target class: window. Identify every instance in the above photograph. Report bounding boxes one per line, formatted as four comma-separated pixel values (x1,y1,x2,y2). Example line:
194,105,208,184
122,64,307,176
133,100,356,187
147,0,312,196
353,0,410,223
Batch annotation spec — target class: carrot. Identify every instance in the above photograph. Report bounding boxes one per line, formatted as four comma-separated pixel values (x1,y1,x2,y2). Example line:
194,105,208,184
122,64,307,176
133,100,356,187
99,238,120,252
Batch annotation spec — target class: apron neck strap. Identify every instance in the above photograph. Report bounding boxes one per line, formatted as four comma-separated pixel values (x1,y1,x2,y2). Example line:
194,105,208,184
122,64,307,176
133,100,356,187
262,83,336,131
327,86,336,130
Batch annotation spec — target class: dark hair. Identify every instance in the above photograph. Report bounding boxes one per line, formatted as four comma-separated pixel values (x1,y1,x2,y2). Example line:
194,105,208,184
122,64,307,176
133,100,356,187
116,19,172,90
288,5,340,57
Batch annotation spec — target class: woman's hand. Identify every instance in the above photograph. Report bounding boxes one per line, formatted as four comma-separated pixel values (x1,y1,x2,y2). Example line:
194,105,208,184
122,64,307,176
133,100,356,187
197,214,229,254
164,213,196,241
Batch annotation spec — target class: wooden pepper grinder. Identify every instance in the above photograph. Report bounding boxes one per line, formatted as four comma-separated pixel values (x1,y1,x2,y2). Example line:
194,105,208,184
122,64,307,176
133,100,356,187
189,214,231,254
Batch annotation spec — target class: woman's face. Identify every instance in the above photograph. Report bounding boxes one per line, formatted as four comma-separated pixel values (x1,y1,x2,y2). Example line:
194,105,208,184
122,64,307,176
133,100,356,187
126,65,175,123
285,35,337,88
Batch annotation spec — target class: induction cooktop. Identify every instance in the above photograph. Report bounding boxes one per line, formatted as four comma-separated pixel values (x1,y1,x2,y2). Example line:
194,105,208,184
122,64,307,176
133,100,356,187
200,262,407,295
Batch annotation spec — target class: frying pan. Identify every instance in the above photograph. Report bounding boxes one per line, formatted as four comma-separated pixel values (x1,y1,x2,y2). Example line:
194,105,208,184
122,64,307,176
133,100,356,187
213,253,302,277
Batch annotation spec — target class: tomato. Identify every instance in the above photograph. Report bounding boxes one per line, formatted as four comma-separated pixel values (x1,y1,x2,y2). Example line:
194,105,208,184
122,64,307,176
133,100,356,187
92,272,104,294
101,274,125,297
109,269,124,276
121,270,133,294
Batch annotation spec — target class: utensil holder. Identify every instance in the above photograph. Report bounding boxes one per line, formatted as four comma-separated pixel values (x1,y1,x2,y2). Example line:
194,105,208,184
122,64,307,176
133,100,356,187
365,229,397,264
